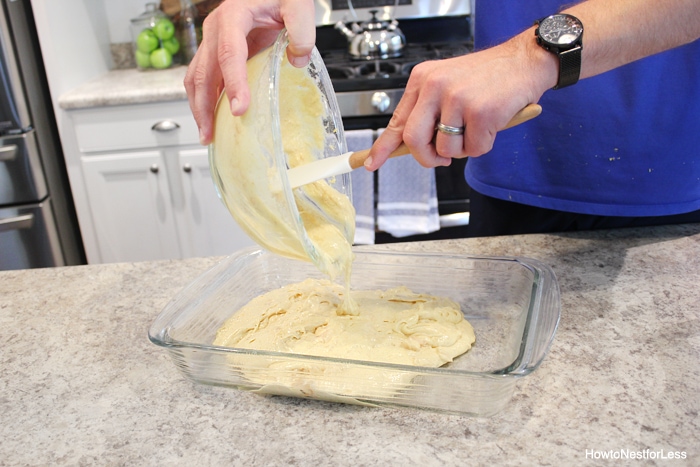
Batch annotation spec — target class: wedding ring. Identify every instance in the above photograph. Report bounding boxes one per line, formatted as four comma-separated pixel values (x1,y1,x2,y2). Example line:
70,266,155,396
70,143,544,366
436,122,465,136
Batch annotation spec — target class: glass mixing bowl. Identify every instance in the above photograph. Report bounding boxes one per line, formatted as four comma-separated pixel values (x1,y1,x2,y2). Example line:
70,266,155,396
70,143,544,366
208,30,352,277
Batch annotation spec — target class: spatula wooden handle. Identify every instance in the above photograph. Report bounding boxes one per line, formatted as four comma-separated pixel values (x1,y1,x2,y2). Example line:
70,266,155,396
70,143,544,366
503,103,542,129
347,144,409,169
347,103,542,170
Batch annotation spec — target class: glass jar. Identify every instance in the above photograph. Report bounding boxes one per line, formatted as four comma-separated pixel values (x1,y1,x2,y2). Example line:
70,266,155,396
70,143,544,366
178,0,199,65
130,3,180,71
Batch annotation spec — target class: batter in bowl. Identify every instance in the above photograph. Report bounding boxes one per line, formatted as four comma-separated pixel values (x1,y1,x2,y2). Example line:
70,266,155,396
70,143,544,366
211,43,355,286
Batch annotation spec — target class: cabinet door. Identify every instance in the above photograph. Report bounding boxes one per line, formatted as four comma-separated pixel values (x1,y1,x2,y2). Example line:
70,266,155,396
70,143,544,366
175,148,254,257
81,151,181,263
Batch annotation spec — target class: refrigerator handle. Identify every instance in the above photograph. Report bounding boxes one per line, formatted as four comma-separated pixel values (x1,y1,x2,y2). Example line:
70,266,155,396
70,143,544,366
0,144,18,162
0,213,34,233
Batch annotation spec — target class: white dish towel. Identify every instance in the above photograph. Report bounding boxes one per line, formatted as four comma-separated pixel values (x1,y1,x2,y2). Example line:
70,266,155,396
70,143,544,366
345,129,375,244
377,129,440,238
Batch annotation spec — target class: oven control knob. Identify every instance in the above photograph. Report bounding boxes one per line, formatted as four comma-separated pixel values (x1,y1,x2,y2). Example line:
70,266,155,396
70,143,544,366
371,91,391,113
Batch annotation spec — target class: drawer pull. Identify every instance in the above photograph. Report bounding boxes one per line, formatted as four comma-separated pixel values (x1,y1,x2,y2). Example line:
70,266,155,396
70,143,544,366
0,144,18,162
151,120,180,132
182,163,192,173
0,213,34,233
149,164,159,174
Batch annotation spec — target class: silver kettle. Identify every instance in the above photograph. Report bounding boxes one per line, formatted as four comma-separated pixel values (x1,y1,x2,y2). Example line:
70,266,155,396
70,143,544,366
335,10,406,60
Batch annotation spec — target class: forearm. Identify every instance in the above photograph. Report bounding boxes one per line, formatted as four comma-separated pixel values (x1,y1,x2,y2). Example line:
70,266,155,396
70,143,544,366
508,0,700,96
566,0,700,78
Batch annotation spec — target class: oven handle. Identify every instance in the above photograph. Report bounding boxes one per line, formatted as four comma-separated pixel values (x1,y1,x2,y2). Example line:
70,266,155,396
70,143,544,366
439,212,470,228
0,213,34,232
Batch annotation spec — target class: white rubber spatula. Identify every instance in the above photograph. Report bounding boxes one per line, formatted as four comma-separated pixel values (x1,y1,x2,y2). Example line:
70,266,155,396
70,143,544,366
287,103,542,189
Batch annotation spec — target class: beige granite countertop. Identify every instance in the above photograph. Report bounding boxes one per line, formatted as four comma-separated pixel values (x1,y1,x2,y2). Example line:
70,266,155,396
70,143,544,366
1,224,699,466
58,66,188,110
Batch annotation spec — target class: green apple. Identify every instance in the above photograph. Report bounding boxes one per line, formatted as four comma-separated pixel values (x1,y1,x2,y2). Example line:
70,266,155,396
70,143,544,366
134,49,151,69
136,28,158,53
150,48,173,69
153,18,175,41
162,36,180,55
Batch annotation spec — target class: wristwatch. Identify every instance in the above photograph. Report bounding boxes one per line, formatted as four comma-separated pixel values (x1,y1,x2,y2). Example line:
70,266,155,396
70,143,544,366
534,14,584,89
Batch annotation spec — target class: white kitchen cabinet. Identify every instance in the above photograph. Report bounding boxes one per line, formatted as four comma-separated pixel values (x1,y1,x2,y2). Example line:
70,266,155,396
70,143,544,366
81,151,181,263
69,100,254,264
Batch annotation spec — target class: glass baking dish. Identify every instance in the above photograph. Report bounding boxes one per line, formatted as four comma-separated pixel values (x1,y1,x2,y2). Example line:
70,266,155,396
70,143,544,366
149,248,560,416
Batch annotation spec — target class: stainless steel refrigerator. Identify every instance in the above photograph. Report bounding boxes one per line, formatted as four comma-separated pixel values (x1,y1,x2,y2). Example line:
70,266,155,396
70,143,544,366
0,0,84,270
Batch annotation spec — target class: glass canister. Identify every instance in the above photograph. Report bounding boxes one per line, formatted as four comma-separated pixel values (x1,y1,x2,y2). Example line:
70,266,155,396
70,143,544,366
130,3,180,71
178,0,199,65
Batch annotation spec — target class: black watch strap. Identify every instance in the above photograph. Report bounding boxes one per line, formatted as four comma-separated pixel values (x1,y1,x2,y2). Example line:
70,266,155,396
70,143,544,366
555,46,582,89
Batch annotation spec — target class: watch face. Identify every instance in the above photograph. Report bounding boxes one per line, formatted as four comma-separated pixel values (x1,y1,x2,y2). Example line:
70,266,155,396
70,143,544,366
539,14,583,46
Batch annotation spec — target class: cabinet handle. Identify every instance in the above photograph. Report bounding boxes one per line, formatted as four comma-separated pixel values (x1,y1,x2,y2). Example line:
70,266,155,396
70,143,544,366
151,120,180,132
149,164,159,174
182,163,192,173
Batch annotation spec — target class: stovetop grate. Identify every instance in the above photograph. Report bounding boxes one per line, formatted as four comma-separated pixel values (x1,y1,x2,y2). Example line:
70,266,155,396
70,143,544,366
320,41,472,92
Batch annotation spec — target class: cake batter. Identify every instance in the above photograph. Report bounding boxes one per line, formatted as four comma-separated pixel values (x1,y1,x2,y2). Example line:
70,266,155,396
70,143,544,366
213,278,476,398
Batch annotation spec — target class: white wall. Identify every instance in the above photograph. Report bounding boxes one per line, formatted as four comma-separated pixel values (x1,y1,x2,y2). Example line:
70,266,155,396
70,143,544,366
31,0,112,100
104,0,159,44
30,0,115,177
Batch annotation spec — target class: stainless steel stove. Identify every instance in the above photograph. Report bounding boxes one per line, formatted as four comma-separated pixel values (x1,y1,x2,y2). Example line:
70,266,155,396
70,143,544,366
314,0,475,242
322,42,472,127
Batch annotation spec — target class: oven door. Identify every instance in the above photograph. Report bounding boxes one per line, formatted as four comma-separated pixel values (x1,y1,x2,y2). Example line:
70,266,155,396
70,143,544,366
342,122,474,243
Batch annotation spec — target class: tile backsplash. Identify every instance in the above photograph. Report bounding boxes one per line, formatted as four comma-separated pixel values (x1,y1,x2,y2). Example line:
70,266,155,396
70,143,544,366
111,43,136,70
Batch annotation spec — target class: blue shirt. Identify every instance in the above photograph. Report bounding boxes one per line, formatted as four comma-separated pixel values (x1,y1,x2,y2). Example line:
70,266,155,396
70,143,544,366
465,0,700,216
